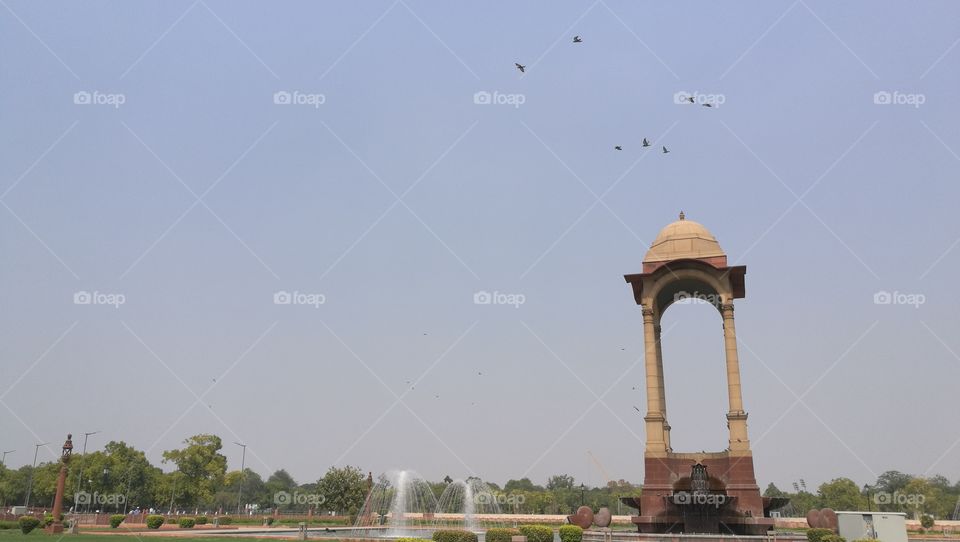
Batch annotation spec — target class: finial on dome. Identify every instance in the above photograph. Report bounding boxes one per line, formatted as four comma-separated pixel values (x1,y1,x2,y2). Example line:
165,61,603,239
678,210,685,220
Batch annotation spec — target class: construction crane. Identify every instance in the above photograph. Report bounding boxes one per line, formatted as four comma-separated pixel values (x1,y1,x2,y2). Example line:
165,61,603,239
587,450,621,515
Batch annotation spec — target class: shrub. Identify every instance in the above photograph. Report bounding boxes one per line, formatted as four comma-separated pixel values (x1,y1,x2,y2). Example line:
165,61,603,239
179,518,196,529
486,528,521,542
433,529,479,542
921,515,934,529
807,528,835,542
19,516,41,534
559,525,583,542
519,525,554,542
110,514,126,529
0,520,19,530
218,516,233,525
265,517,275,526
821,535,845,542
398,538,433,542
195,516,208,525
146,515,165,529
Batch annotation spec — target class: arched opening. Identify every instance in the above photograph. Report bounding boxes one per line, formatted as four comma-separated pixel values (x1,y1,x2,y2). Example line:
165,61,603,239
658,292,729,453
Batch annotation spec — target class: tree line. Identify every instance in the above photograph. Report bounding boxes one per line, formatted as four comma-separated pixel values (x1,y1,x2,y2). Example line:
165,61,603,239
1,434,956,519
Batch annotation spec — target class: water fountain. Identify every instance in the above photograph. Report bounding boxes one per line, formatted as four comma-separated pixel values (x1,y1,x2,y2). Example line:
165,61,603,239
434,477,505,532
351,472,505,538
352,470,439,537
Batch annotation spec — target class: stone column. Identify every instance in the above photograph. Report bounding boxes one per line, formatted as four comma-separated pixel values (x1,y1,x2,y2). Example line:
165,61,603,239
643,307,667,454
654,323,670,450
721,303,750,452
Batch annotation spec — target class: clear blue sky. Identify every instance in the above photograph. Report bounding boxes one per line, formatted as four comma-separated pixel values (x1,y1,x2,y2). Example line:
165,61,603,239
1,0,959,492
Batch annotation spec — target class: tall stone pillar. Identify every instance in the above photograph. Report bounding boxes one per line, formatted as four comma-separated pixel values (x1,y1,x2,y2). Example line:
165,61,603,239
47,434,73,534
653,323,670,450
721,304,750,452
642,308,666,454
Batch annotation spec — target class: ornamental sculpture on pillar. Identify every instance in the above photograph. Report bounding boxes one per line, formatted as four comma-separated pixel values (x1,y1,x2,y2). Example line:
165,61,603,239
622,213,785,535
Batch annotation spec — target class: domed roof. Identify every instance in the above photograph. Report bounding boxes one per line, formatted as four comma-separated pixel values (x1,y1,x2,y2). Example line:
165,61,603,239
643,212,726,265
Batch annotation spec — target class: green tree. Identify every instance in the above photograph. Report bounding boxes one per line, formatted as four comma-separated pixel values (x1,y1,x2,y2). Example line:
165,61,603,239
161,434,227,509
547,474,576,491
316,465,367,515
818,478,865,511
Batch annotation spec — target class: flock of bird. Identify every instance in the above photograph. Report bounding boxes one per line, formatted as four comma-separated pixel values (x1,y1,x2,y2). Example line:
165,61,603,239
515,34,713,155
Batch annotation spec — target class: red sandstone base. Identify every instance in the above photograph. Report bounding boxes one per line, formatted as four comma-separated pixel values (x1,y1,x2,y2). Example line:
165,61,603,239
631,452,774,535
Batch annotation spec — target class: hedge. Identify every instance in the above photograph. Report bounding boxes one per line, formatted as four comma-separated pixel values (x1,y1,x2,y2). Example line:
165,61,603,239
821,535,845,542
519,525,554,542
110,514,126,529
195,516,208,525
433,529,479,542
0,521,18,530
179,518,196,529
807,528,835,542
146,515,165,529
397,538,433,542
19,516,41,534
486,528,521,542
559,525,583,542
218,516,233,525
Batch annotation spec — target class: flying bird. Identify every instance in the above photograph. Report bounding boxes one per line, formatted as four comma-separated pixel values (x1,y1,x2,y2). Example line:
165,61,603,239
573,35,583,43
662,146,670,154
642,138,650,148
515,63,526,73
633,406,641,412
614,145,623,151
702,103,713,108
686,96,695,103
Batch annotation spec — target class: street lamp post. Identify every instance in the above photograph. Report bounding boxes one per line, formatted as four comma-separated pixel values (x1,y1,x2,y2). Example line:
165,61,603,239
233,442,247,516
75,431,100,513
580,483,585,507
24,442,49,509
864,484,872,512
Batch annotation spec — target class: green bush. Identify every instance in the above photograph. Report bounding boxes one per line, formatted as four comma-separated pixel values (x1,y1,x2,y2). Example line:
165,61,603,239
265,517,275,526
807,528,835,542
179,518,196,529
486,528,521,542
0,520,19,530
433,529,479,542
110,514,126,528
218,516,233,525
821,535,845,542
19,516,41,534
195,516,208,525
397,538,433,542
146,515,165,529
559,525,583,542
920,515,934,529
519,525,554,542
